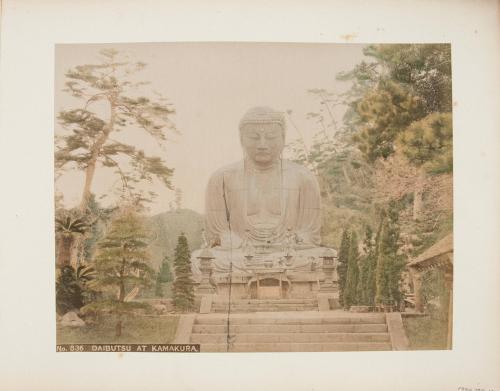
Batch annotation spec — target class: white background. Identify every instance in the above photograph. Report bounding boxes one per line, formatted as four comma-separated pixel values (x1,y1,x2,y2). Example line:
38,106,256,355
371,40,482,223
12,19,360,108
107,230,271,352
0,1,499,390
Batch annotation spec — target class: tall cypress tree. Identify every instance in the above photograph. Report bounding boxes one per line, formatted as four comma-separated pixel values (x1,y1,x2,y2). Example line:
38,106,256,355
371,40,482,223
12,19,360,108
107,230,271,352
155,256,172,297
357,226,377,306
337,228,351,308
375,202,406,308
344,231,360,308
172,233,195,311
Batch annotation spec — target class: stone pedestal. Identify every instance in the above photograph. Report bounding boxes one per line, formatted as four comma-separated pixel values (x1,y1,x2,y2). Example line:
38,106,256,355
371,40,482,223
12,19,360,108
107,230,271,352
196,249,216,295
199,294,214,314
317,248,340,310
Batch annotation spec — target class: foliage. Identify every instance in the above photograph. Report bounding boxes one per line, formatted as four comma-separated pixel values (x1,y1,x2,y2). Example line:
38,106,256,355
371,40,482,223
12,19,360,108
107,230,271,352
374,202,407,307
159,257,172,282
55,209,91,266
81,209,154,336
147,208,204,271
155,257,172,297
56,265,96,314
82,194,118,263
337,228,350,307
399,112,453,174
421,268,448,310
172,233,195,311
362,44,452,114
344,231,360,308
284,44,453,314
356,226,377,306
55,48,177,209
353,79,425,162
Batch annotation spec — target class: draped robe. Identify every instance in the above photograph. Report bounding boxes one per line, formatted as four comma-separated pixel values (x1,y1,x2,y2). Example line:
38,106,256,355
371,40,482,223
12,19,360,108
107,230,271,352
205,159,321,249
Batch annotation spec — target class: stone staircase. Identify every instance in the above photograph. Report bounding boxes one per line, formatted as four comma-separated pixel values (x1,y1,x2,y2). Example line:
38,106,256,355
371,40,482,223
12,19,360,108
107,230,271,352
211,298,318,313
188,311,398,352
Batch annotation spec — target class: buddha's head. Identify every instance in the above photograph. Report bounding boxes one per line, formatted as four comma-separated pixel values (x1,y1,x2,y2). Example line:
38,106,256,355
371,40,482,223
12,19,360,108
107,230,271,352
239,106,286,167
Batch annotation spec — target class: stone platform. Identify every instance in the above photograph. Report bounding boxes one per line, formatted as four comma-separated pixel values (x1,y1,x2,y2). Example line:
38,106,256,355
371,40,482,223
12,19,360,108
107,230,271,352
211,298,318,313
193,246,340,308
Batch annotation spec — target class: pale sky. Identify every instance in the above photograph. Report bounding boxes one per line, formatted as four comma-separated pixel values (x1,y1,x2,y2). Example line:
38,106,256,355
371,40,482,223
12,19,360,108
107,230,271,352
55,43,366,215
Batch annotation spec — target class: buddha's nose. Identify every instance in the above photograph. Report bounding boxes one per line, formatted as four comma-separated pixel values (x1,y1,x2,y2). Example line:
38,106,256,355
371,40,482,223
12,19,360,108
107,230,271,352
257,137,269,149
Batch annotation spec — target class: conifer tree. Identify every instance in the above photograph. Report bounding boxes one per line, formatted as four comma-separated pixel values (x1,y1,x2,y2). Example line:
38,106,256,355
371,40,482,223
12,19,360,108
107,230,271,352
357,226,377,306
55,48,177,211
155,256,172,297
172,233,195,311
81,209,154,337
375,202,406,308
344,231,360,308
337,228,351,307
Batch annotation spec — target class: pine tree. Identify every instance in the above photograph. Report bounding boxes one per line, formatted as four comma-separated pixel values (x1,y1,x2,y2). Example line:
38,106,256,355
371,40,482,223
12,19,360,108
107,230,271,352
172,233,195,311
55,48,177,211
337,228,351,307
81,209,154,337
344,231,360,308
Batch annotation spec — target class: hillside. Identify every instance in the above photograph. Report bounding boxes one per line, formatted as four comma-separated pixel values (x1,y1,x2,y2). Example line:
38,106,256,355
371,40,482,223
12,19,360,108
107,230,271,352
147,208,205,270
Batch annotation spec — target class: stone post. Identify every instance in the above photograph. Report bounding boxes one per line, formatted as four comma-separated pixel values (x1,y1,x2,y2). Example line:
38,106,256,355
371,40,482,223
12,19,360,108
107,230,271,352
196,248,216,295
318,248,339,310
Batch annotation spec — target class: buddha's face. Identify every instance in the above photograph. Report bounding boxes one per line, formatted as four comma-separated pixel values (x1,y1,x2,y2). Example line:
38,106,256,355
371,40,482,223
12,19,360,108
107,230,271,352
240,123,285,166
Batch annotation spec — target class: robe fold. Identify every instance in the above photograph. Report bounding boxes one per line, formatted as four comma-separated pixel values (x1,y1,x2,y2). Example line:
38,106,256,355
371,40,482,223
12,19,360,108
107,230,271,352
205,159,321,249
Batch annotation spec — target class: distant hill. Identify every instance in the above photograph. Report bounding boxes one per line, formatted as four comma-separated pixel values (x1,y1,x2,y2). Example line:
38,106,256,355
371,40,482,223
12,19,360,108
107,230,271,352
147,208,205,270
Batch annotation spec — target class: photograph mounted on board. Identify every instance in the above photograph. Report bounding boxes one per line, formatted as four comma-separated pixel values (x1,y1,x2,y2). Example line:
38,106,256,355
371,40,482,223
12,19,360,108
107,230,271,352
54,42,453,352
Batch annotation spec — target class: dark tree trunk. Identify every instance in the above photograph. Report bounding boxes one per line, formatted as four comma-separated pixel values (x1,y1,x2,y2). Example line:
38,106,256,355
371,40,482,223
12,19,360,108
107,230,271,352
115,319,122,337
56,236,74,266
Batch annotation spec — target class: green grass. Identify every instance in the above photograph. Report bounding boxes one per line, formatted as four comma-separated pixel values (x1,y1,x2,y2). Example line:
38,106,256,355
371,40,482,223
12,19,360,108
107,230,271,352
403,313,448,350
57,314,179,344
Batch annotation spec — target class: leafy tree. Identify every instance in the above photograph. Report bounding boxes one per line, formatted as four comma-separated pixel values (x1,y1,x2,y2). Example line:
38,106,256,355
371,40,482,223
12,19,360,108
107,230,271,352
337,228,350,307
172,233,195,311
341,44,452,221
362,44,452,114
55,48,177,211
81,209,154,337
344,231,360,308
56,264,96,314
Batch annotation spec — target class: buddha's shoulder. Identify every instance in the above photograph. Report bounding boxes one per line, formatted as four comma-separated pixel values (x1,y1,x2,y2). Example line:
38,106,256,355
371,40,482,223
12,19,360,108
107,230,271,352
208,161,244,181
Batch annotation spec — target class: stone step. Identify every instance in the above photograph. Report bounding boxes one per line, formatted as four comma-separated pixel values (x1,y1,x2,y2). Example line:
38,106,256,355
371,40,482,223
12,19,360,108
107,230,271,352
199,342,392,352
213,303,318,308
192,323,388,334
213,305,318,313
191,332,390,344
213,299,318,305
194,314,387,325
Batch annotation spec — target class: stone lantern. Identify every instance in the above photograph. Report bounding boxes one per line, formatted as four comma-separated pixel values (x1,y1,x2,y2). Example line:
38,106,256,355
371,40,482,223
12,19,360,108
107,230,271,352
317,248,340,311
196,248,216,294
